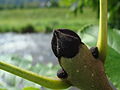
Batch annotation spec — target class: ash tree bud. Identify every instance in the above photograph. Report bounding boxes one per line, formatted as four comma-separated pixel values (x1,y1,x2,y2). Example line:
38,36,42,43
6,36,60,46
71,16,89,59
51,29,82,59
90,47,99,58
57,69,68,79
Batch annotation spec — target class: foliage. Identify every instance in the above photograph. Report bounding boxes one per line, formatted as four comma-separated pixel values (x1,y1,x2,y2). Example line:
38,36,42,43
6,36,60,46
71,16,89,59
59,0,99,15
22,87,40,90
108,2,120,29
60,0,120,29
0,8,98,33
78,25,120,89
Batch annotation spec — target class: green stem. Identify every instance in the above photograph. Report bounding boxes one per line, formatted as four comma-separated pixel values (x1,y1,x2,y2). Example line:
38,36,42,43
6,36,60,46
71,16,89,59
97,0,107,63
0,61,71,89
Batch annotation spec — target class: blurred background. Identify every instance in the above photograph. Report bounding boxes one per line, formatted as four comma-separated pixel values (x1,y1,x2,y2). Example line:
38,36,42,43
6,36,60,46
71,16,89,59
0,0,120,90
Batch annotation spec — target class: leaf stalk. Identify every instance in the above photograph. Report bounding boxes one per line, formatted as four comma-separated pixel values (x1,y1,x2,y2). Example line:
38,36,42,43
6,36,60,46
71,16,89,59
0,61,70,89
97,0,108,63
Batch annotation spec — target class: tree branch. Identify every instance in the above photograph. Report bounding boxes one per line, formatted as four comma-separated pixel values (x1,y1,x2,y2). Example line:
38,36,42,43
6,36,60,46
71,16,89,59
61,44,113,90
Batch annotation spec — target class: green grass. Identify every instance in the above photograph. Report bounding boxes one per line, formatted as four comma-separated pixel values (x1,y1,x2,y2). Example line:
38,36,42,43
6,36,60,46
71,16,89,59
0,8,98,33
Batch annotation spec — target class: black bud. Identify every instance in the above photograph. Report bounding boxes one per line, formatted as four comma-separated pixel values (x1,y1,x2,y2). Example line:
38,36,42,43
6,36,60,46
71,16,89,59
90,47,99,58
57,69,68,79
51,29,81,58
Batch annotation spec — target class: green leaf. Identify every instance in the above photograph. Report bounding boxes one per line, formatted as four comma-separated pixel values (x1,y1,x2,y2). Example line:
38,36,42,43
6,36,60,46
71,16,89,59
77,25,120,89
108,29,120,54
59,0,76,7
22,87,40,90
0,89,7,90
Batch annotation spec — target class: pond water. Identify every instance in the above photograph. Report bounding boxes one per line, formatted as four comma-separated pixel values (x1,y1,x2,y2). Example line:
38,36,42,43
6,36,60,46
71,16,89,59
0,32,58,64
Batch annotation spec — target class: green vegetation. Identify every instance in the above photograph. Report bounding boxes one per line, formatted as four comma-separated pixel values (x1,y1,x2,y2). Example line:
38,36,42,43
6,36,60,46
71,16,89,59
0,8,98,33
60,0,120,29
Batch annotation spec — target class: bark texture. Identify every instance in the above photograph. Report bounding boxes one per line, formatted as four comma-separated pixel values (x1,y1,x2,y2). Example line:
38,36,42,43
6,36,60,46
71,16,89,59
60,44,113,90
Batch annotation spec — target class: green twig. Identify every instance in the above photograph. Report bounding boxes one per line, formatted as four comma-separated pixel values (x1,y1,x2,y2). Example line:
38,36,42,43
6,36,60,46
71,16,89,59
0,61,71,89
97,0,107,63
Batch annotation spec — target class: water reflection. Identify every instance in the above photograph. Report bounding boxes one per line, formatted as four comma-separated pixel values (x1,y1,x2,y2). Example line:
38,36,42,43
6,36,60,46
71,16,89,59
0,32,58,64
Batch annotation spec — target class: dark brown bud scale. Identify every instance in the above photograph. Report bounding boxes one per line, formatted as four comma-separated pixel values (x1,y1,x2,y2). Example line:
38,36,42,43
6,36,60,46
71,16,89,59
57,69,68,79
51,29,82,59
90,47,99,58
